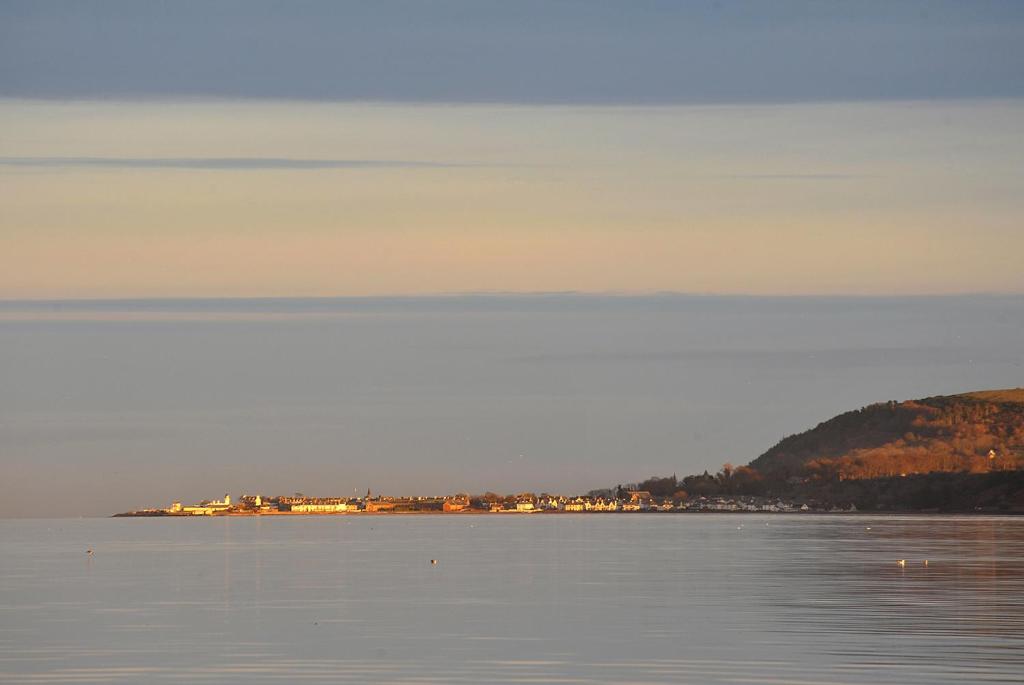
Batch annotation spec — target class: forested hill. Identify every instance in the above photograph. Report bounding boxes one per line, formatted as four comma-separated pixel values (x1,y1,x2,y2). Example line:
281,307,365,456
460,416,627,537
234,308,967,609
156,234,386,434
749,389,1024,481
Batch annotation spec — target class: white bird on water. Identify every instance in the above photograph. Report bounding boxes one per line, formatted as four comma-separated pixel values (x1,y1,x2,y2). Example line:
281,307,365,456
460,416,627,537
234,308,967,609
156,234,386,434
897,559,906,567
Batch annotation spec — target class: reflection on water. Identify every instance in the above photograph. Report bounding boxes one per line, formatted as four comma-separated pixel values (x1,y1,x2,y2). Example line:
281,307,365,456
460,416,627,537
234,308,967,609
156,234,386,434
1,515,1022,684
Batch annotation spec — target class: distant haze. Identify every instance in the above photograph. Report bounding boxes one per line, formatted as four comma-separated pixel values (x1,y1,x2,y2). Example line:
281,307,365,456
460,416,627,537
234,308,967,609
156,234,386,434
2,295,1022,517
1,4,1023,515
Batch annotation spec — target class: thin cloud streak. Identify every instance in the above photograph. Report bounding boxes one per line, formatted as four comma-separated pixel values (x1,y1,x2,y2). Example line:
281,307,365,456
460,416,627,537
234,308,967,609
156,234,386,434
722,173,877,180
0,157,470,170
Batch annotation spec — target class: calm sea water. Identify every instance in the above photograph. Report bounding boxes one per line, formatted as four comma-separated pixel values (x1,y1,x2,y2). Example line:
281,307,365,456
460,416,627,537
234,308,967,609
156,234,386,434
1,515,1022,684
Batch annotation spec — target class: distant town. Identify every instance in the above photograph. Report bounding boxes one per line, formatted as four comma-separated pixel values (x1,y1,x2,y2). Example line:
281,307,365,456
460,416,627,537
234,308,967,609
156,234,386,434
113,390,1024,517
115,489,847,517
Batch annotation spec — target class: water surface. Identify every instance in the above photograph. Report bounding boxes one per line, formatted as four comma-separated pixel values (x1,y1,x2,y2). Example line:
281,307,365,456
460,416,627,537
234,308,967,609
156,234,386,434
1,515,1022,683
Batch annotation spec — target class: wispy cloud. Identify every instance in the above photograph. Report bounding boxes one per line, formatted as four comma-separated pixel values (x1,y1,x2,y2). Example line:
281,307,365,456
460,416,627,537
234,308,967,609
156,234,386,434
722,173,876,181
0,157,468,170
506,346,980,369
0,159,873,178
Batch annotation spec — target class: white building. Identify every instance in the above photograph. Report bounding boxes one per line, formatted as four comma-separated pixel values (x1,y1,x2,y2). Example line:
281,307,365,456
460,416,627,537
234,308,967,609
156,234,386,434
290,502,349,513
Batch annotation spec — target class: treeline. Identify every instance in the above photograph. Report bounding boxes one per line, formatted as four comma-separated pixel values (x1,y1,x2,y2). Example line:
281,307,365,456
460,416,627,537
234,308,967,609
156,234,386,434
586,467,765,503
618,468,1024,512
787,470,1024,512
615,467,769,500
765,468,1021,512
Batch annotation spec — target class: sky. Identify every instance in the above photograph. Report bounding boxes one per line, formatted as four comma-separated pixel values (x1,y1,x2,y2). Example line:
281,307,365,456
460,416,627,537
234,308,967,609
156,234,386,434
2,1,1024,297
3,1,1023,104
3,295,1023,518
1,2,1023,515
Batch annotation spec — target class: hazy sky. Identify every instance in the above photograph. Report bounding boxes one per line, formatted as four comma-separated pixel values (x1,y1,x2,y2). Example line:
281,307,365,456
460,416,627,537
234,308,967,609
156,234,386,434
1,3,1023,515
2,1,1024,297
3,295,1023,517
3,98,1023,297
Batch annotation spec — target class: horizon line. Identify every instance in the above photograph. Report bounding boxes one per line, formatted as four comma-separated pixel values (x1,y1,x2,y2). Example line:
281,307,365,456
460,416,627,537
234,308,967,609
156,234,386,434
5,95,1023,110
1,291,1022,305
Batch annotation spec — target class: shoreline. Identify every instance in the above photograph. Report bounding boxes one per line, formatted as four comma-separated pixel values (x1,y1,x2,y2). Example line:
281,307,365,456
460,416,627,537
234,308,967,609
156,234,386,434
112,508,1021,518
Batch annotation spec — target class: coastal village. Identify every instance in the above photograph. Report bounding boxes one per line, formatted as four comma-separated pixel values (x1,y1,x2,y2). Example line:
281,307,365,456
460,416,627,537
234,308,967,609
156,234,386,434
113,390,1024,517
117,490,843,516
